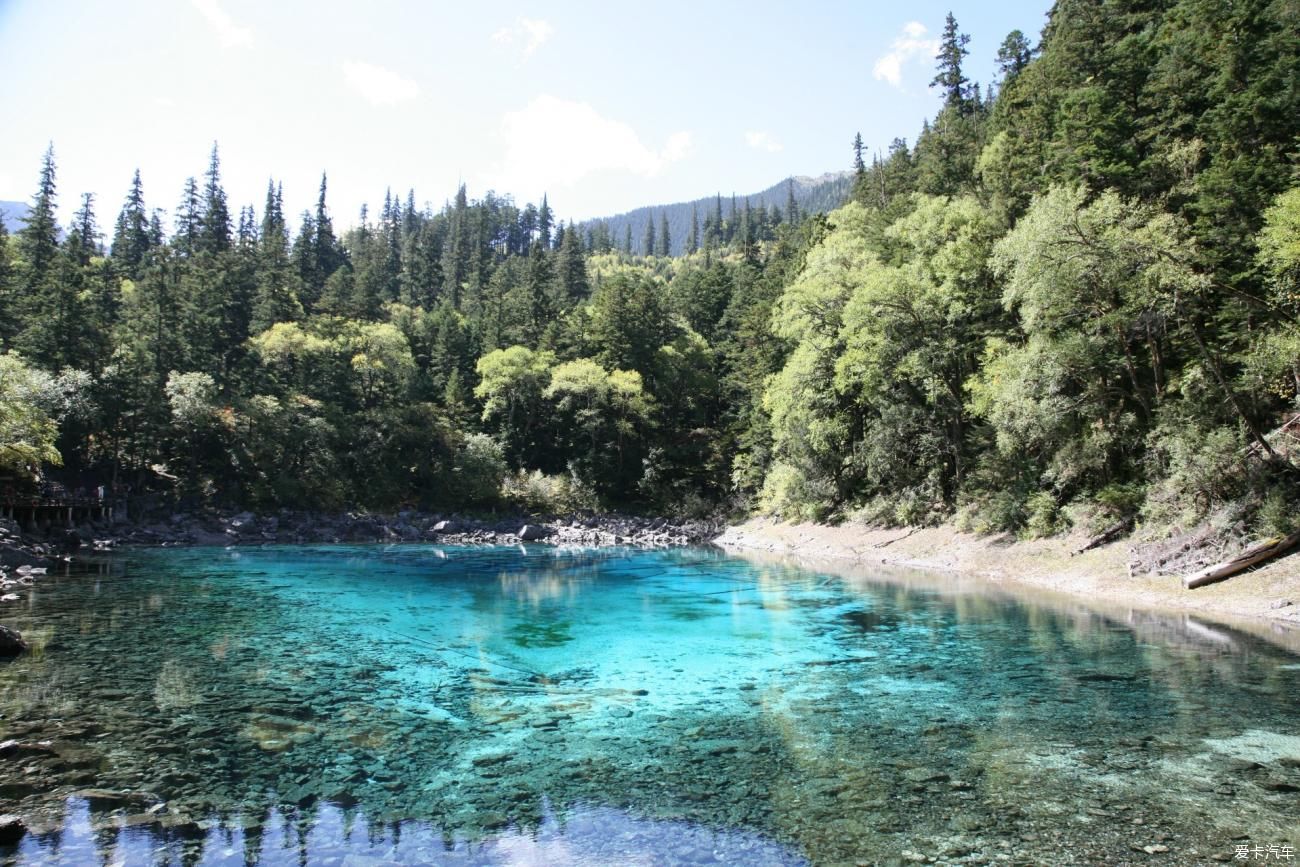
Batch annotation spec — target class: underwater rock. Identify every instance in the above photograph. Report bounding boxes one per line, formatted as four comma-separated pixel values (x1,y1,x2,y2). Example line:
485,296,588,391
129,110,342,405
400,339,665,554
902,767,949,783
0,625,28,656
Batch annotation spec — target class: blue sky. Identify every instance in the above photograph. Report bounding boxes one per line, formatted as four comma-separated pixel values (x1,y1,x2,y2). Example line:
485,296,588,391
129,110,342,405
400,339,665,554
0,0,1050,229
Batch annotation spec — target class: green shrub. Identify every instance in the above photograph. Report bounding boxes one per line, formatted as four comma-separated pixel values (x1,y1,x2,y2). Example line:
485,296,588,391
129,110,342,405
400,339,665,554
1023,491,1066,538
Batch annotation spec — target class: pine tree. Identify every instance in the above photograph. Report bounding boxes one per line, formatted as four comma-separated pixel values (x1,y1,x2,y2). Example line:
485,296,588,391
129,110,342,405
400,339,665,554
623,223,633,255
853,133,867,176
538,194,553,250
643,213,656,257
199,142,232,253
251,179,302,332
524,243,555,345
175,177,201,256
111,170,153,278
442,184,471,307
13,144,71,368
299,172,342,310
558,224,588,302
658,212,671,257
0,218,11,349
931,12,972,113
71,193,101,265
18,144,60,292
995,30,1033,87
689,204,700,254
785,179,799,225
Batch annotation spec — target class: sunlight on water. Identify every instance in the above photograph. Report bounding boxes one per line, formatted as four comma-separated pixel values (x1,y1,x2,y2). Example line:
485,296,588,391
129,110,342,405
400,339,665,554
0,544,1296,865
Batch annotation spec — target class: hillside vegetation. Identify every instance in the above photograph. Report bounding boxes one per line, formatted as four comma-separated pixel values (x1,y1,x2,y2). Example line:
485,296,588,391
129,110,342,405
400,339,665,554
0,1,1297,547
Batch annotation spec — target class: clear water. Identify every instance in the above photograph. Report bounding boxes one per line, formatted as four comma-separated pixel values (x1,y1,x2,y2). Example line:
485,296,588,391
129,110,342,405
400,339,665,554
0,544,1297,865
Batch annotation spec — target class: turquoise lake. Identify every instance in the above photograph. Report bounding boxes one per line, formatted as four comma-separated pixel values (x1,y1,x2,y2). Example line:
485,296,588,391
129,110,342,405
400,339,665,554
0,544,1297,865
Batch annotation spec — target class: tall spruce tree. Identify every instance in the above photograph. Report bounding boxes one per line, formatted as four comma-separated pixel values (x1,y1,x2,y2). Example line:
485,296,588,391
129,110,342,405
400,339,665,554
111,169,153,278
0,218,11,350
932,13,972,112
199,142,231,254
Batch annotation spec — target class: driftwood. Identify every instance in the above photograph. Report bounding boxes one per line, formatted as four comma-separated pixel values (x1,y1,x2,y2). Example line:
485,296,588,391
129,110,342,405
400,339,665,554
1183,530,1300,589
1073,518,1134,556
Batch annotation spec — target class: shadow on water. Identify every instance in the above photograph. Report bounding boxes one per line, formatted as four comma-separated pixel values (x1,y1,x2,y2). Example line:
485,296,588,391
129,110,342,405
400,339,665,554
0,544,1296,865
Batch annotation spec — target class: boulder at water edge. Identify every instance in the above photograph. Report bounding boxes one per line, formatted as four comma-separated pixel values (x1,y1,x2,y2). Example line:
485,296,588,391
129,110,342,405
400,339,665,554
0,626,29,657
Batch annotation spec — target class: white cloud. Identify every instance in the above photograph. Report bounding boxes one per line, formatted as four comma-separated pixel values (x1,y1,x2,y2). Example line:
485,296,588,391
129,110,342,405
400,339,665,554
491,17,555,61
191,0,252,49
343,61,420,106
745,131,783,153
873,21,939,87
489,94,691,193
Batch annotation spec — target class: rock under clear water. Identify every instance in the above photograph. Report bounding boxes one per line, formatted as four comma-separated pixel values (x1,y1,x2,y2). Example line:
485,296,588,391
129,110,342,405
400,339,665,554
0,544,1296,865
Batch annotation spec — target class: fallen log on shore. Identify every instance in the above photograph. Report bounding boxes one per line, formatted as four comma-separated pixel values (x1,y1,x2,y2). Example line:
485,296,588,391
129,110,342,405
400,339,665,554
1073,518,1134,556
1183,530,1300,589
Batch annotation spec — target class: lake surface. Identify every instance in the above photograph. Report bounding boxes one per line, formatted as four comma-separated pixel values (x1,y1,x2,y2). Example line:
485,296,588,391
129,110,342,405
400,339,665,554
0,544,1297,865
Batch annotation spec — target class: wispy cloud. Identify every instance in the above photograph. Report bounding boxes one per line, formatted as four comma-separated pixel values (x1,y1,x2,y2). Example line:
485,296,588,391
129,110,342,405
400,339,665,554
491,17,555,61
191,0,252,49
342,61,420,106
873,21,939,87
745,131,783,153
488,94,691,193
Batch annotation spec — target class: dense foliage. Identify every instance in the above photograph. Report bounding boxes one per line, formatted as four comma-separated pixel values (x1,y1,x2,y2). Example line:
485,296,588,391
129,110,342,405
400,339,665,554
1,0,1296,538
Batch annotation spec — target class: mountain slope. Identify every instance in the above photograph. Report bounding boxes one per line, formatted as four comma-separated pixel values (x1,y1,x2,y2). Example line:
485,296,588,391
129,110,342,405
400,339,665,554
578,171,853,256
0,200,31,234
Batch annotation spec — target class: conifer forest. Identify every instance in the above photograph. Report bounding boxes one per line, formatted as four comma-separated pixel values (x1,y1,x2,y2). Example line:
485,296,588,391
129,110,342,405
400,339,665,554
2,1,1299,543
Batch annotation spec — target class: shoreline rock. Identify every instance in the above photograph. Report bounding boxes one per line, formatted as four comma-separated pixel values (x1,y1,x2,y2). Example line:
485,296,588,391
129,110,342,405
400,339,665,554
0,625,29,657
83,509,724,552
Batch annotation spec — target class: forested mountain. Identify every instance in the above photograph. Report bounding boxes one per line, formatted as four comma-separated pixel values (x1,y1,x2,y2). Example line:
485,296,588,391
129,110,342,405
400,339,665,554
1,0,1297,544
578,172,854,257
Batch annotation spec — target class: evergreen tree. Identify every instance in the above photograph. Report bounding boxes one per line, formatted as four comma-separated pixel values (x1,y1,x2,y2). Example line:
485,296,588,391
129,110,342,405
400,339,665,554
13,144,72,369
17,144,60,294
199,142,232,254
0,218,12,350
251,180,302,332
643,213,656,257
689,204,700,254
558,223,589,302
623,223,633,255
442,184,471,307
71,193,101,264
853,132,866,176
523,244,556,345
785,179,799,225
995,29,1033,87
111,169,152,277
174,177,201,256
658,212,671,257
538,194,553,249
931,12,972,113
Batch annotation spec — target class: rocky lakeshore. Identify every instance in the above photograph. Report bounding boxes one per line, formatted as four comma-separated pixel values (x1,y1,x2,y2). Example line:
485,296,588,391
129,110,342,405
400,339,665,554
715,518,1300,644
109,510,722,550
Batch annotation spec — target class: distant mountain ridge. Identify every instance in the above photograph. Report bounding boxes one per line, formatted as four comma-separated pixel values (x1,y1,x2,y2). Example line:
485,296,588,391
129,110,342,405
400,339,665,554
0,200,31,234
578,171,853,257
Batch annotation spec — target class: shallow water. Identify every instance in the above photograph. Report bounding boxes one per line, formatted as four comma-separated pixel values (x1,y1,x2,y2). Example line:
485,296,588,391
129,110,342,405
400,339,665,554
0,544,1297,865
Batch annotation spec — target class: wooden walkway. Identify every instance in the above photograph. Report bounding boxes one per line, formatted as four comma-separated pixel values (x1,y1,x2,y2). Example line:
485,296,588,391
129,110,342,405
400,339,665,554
0,495,116,530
